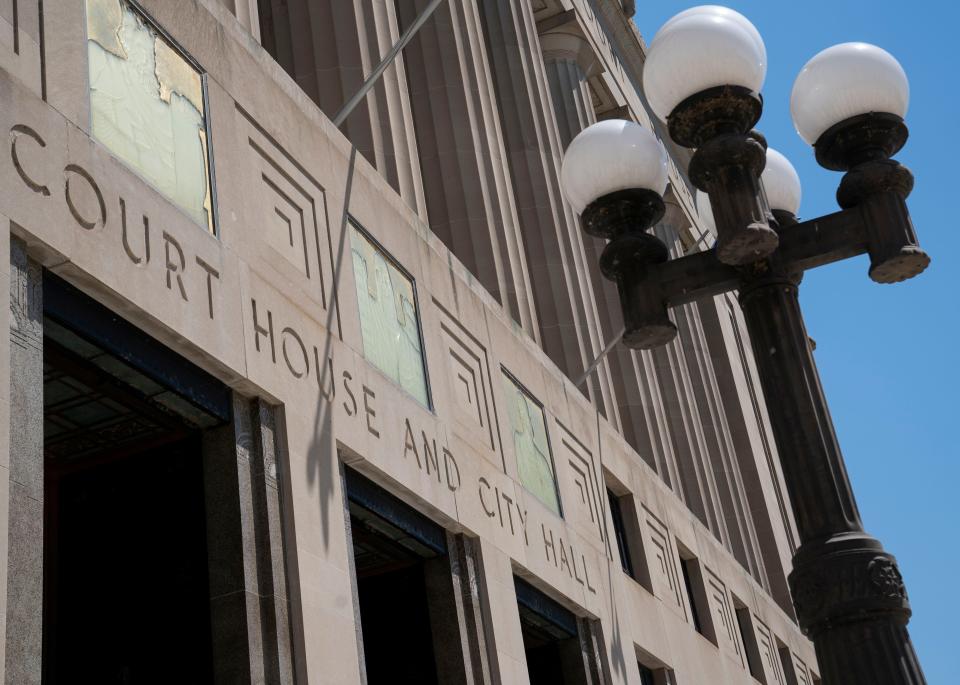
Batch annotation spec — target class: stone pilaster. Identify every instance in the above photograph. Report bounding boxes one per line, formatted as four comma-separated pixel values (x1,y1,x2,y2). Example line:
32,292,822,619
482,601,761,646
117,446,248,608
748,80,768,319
397,0,539,341
4,237,42,685
202,396,295,685
478,1,619,423
259,0,427,219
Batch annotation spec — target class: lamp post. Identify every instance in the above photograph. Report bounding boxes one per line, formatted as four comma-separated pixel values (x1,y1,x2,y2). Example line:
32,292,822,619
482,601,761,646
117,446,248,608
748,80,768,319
561,7,928,684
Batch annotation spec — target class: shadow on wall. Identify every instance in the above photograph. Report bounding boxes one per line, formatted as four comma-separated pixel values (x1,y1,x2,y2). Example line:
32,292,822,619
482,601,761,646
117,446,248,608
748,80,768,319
307,145,358,552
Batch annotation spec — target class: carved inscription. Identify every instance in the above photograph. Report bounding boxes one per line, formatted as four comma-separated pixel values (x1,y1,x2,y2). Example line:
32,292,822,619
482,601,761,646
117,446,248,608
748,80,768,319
478,477,529,544
541,522,597,594
9,123,222,319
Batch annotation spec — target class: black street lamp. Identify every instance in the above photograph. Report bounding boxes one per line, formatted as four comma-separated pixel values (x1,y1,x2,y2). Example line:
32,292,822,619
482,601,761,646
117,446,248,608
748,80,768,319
561,7,928,684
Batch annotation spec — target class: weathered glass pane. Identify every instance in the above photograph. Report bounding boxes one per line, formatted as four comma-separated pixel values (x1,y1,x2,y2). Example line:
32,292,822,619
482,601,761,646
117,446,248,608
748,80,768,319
86,0,213,232
502,372,561,515
350,225,429,407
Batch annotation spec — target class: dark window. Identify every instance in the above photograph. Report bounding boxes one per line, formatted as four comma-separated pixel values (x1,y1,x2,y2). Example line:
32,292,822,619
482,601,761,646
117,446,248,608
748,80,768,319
608,488,635,577
735,604,765,682
639,662,657,685
680,556,704,635
779,645,799,685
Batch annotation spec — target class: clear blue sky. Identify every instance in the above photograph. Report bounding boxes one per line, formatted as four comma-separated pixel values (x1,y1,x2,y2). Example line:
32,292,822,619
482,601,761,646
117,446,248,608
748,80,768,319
631,2,959,681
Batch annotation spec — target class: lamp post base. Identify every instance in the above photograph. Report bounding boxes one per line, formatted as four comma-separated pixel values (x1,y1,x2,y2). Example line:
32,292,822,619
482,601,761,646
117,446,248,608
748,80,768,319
790,532,924,685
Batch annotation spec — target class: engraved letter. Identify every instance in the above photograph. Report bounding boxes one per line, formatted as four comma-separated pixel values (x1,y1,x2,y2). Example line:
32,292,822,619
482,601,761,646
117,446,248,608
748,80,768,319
120,198,151,265
478,477,495,518
10,124,50,196
443,448,461,492
281,326,309,379
542,524,556,567
362,386,379,438
251,299,276,363
342,371,357,417
162,231,188,301
65,164,107,230
195,256,220,320
403,418,420,466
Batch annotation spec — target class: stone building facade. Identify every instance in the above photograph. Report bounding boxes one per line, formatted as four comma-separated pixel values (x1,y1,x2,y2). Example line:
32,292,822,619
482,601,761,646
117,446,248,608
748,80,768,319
0,0,820,683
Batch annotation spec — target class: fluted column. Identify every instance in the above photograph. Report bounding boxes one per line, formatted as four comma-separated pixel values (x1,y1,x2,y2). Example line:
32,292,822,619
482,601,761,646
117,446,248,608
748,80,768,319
540,25,683,479
397,0,539,339
258,0,428,218
478,1,619,423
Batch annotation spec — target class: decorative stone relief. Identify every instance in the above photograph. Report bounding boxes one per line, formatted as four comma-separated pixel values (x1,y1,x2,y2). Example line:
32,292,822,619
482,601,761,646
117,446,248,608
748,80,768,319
755,618,786,685
644,508,683,610
704,566,741,660
435,300,500,458
238,105,334,312
555,421,605,544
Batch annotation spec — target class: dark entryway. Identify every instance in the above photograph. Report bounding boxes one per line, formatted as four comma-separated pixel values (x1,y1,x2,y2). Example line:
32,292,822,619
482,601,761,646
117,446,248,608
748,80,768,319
43,436,213,684
40,275,232,684
516,576,595,685
345,467,482,685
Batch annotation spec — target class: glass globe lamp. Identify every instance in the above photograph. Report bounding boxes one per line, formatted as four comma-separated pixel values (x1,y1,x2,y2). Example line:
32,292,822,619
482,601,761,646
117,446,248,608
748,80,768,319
643,5,767,147
761,148,802,224
560,119,668,217
791,43,910,171
561,120,678,349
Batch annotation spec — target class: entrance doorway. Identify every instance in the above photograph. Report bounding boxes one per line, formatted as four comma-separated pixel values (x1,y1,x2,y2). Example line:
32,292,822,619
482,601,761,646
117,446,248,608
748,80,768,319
42,327,219,683
345,467,485,684
40,275,232,684
515,576,599,685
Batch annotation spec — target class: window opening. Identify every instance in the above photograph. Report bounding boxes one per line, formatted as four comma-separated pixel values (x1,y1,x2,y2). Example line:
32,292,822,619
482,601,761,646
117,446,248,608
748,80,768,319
734,600,765,682
608,488,635,577
86,0,216,233
350,221,430,407
502,370,561,515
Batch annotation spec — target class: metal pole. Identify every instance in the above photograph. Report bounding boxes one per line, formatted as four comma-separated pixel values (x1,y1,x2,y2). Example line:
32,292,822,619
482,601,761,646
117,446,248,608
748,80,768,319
574,327,625,389
333,0,447,127
738,265,925,685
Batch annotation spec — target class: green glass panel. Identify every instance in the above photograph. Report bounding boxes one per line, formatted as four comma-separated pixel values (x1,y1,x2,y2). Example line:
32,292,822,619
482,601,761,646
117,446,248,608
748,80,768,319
350,225,429,407
86,0,213,232
502,372,561,515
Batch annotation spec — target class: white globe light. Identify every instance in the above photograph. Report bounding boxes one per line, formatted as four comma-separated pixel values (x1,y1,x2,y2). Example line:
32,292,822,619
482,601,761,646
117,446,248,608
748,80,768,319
561,120,668,214
643,6,767,123
790,42,909,145
761,148,802,215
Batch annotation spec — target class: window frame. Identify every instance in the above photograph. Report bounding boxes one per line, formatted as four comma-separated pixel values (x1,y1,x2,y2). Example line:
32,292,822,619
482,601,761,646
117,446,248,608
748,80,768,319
500,366,563,518
348,216,433,410
83,0,220,236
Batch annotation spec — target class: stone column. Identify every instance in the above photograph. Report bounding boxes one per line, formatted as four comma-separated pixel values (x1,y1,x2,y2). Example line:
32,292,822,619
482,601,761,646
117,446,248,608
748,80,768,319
4,237,43,685
397,0,539,341
202,396,295,685
478,1,619,423
259,0,428,219
540,24,688,474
